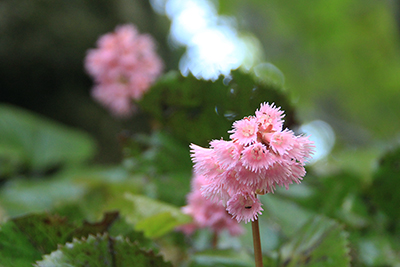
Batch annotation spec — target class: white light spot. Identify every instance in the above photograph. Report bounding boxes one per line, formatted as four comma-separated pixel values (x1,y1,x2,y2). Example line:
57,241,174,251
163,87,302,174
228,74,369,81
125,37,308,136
299,120,335,163
162,0,249,80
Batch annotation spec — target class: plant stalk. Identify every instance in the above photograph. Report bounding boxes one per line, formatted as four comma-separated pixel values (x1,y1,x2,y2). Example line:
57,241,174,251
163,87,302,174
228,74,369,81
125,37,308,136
251,218,263,267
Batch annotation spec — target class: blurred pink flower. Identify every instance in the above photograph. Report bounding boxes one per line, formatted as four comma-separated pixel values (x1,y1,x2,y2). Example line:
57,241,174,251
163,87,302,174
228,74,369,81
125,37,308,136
178,173,244,236
190,102,315,223
85,24,163,117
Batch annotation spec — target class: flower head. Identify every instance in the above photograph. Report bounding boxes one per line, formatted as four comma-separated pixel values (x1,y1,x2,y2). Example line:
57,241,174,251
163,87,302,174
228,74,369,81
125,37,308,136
190,102,315,223
85,24,163,117
178,173,244,236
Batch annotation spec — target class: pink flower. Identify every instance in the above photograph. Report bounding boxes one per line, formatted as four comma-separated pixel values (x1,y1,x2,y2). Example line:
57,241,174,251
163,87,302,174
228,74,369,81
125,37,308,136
269,129,295,156
190,102,315,223
210,140,242,170
227,191,263,223
229,116,259,145
255,102,285,131
85,24,163,117
178,173,244,236
241,143,274,172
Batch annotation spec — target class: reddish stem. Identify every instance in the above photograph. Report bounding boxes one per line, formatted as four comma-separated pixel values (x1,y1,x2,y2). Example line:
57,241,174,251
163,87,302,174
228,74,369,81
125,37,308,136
252,218,263,267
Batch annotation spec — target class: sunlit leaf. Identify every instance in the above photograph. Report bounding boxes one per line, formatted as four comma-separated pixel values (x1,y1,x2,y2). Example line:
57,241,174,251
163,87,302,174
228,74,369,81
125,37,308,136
124,193,191,238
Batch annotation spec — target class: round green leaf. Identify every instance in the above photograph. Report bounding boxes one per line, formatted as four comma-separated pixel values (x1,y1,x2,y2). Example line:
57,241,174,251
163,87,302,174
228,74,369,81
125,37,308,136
35,234,173,267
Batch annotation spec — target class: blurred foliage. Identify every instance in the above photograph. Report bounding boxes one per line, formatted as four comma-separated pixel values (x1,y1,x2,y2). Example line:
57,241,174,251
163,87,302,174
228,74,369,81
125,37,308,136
140,69,295,146
0,0,180,164
371,146,400,223
278,216,350,267
1,0,400,266
0,104,95,179
218,0,400,143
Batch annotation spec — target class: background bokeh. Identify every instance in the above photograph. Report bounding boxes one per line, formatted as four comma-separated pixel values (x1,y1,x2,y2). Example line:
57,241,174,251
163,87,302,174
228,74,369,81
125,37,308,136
1,0,400,266
2,0,399,165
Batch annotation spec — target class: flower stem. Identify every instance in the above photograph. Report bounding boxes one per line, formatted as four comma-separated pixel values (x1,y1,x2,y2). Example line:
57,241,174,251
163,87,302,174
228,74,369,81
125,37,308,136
251,218,263,267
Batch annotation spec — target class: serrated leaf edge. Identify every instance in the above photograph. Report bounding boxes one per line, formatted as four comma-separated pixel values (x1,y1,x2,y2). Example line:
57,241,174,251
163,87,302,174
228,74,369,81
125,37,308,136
35,233,169,266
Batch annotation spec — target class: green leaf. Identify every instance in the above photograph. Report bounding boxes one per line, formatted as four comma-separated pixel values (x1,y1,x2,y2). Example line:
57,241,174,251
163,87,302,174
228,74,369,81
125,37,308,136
124,193,192,238
135,212,183,238
0,211,119,266
0,104,95,176
371,146,400,222
124,131,192,206
140,70,294,147
108,216,157,252
0,219,42,267
294,172,370,229
278,216,351,267
73,211,120,240
261,194,314,237
189,249,254,267
35,234,173,267
0,176,86,217
355,232,400,266
0,166,143,218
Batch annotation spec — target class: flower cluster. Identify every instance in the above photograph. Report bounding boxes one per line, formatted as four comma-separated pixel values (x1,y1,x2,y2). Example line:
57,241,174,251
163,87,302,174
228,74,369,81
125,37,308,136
190,103,314,223
178,173,244,236
85,24,163,117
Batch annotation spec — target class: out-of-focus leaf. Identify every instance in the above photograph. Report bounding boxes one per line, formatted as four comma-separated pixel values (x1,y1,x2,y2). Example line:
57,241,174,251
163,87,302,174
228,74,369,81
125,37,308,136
0,166,142,218
140,70,294,147
329,147,380,184
0,211,118,266
294,172,370,229
0,104,95,176
261,194,314,237
371,146,400,222
124,193,191,238
136,212,183,238
189,249,254,267
278,216,350,267
124,131,192,206
35,234,173,267
355,232,400,266
0,177,86,217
